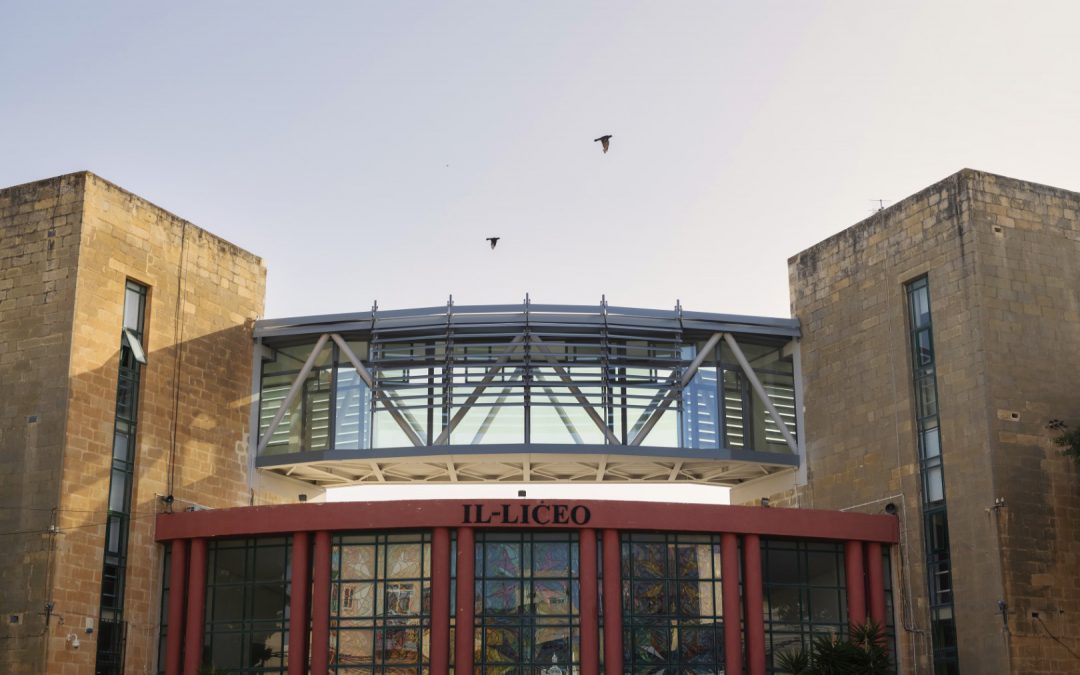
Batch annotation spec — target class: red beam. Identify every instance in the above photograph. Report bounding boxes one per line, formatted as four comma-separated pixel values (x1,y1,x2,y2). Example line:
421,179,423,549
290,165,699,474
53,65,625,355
430,527,451,673
578,528,599,675
866,541,886,629
156,499,899,544
743,534,765,675
721,533,743,674
845,540,867,626
182,538,206,675
455,527,475,675
601,529,623,674
310,531,332,675
164,539,187,675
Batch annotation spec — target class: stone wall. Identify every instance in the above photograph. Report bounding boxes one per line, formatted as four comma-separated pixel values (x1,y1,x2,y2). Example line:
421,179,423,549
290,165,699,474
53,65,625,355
0,172,271,674
967,172,1080,674
790,169,1080,673
0,174,85,674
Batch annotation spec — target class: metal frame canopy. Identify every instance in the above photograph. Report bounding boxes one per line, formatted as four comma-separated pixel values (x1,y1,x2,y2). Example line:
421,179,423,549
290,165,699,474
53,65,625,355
251,301,803,487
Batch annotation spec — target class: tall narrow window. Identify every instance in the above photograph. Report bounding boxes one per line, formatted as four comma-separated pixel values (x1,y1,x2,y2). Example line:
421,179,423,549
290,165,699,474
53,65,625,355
96,280,147,675
906,277,958,674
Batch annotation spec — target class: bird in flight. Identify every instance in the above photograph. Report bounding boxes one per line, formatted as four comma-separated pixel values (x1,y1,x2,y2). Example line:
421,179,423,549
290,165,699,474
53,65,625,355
594,135,612,154
486,237,500,250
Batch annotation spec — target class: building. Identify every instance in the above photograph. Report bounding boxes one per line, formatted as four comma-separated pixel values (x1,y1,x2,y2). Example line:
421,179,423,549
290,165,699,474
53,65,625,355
1,168,1076,674
0,173,301,675
735,169,1080,674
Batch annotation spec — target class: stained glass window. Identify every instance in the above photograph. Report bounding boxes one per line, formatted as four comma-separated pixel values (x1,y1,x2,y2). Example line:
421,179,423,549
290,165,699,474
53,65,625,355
474,531,580,673
620,533,725,672
330,532,431,673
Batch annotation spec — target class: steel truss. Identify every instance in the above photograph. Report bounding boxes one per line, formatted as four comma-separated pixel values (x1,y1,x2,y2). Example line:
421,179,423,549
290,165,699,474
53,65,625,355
254,301,802,487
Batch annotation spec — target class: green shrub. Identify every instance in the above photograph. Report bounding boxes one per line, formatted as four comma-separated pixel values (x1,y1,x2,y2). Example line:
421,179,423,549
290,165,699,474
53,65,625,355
775,620,891,675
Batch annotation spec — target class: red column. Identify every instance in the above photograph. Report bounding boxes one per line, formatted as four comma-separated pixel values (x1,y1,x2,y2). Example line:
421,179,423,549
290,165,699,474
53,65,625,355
455,526,475,675
430,527,451,673
164,539,188,675
310,531,332,675
845,540,867,627
578,528,599,675
601,529,623,674
182,537,207,675
742,533,765,675
721,533,743,675
288,532,310,675
866,542,886,630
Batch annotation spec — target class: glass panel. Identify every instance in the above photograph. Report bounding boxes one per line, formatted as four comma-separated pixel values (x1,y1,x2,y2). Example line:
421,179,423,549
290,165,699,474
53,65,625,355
386,543,423,579
682,366,720,449
533,541,570,577
213,547,247,583
723,370,746,448
910,283,931,329
339,582,375,617
484,542,522,577
123,285,143,332
922,425,941,458
333,368,369,449
622,534,724,671
112,430,130,462
925,465,945,503
258,340,332,455
762,540,850,663
483,580,520,613
475,532,579,672
108,470,127,513
203,538,291,672
341,545,376,580
330,532,431,671
916,376,938,419
106,515,124,555
629,542,667,578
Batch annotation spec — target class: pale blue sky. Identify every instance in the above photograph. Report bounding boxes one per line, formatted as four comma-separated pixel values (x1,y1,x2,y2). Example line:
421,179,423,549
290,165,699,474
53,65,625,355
4,1,1079,319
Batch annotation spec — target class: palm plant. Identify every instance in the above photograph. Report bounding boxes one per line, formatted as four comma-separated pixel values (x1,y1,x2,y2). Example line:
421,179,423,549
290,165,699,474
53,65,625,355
775,620,891,675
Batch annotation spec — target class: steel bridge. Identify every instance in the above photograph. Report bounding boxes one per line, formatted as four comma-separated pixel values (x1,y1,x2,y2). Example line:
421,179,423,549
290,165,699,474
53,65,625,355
251,301,802,488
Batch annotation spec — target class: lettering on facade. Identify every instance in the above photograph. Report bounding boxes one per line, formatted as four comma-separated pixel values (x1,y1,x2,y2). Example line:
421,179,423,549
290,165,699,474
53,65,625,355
461,503,591,526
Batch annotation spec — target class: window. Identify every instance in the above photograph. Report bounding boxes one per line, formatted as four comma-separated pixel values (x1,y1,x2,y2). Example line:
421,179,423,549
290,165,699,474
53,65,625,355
96,280,148,675
475,531,580,672
621,533,726,671
330,532,432,673
204,538,291,673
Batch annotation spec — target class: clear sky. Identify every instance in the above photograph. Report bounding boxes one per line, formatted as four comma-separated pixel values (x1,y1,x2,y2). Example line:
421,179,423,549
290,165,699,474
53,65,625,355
4,1,1079,322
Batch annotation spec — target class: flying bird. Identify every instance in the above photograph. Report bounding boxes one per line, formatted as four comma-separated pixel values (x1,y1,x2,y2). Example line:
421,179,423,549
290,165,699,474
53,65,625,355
486,237,500,250
594,135,612,154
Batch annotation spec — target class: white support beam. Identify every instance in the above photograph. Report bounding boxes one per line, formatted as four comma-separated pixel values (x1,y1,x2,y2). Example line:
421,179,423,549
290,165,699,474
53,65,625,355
668,461,684,481
630,332,724,446
434,335,525,445
722,333,799,455
369,462,386,482
257,333,331,455
331,334,426,448
530,337,621,445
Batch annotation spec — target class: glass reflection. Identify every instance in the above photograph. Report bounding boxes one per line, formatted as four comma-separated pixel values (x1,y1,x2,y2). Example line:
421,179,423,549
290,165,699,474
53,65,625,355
621,533,724,671
475,532,580,672
258,333,798,456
